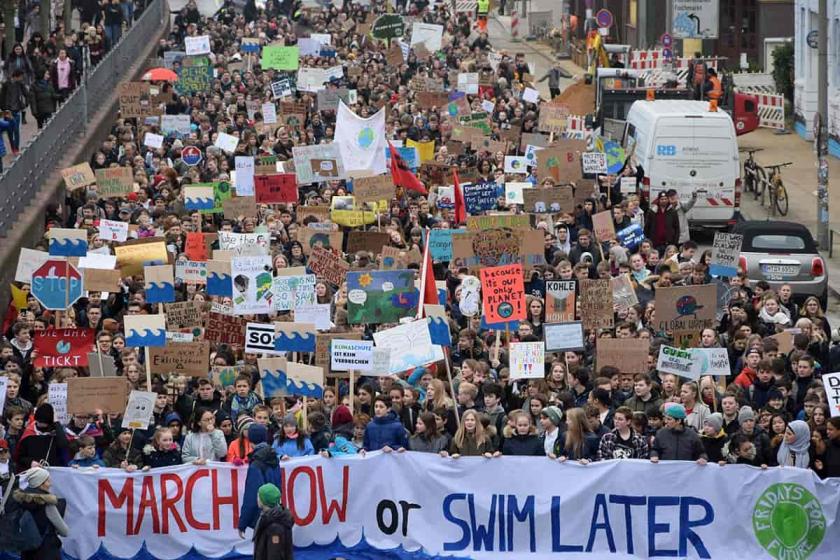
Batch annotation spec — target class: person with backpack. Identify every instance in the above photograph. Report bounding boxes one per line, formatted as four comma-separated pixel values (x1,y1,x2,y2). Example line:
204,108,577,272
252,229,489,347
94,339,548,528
251,483,294,560
11,467,69,560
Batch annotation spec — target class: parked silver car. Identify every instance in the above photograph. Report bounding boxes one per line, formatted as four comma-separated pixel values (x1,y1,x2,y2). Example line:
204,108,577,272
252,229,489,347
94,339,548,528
733,221,828,307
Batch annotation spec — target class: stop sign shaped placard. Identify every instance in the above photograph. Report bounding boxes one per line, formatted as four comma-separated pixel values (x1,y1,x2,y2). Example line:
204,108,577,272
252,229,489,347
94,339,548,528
31,259,84,310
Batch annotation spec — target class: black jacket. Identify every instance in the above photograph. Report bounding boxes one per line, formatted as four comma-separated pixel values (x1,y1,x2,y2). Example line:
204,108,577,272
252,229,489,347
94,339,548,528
651,425,707,461
253,505,294,560
14,425,69,471
501,434,545,456
29,79,58,115
817,437,840,479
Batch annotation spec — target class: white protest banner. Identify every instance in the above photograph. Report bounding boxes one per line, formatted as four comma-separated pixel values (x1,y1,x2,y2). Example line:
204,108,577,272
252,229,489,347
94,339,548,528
185,35,211,55
657,345,697,379
245,322,284,355
48,382,68,424
262,102,278,124
544,321,584,352
99,219,129,242
710,232,743,278
294,303,332,330
231,255,272,314
49,454,840,560
373,319,444,374
234,156,255,196
822,371,840,417
581,152,608,175
509,342,545,379
691,348,731,377
331,339,373,372
122,390,157,429
214,132,239,153
143,132,164,149
16,247,50,282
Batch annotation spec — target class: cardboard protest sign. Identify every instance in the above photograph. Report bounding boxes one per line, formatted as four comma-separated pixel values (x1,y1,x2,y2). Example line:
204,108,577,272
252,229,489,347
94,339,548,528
231,255,273,315
222,196,259,219
206,260,232,297
822,372,840,417
691,348,731,377
118,82,162,118
83,268,122,292
67,377,128,415
122,391,157,430
205,312,246,345
522,186,574,213
465,215,530,230
480,264,526,323
504,182,529,205
346,231,390,255
331,339,373,372
49,228,88,257
260,358,325,398
95,167,134,197
163,301,204,330
710,232,743,277
582,152,608,175
176,57,213,95
656,345,697,379
347,270,418,324
272,274,316,312
184,185,215,212
88,352,118,377
144,265,175,304
611,274,639,308
254,173,298,203
592,210,616,242
538,102,570,133
299,228,343,255
274,323,316,352
655,285,716,333
579,279,614,329
174,260,206,285
308,246,349,286
149,341,210,376
316,332,361,370
536,140,585,184
33,328,94,368
114,238,168,276
545,280,576,322
510,342,545,379
425,304,452,347
219,231,270,256
597,338,649,373
353,174,394,204
261,45,299,70
48,383,68,423
416,91,449,109
258,357,288,397
123,315,166,349
452,228,545,272
544,321,585,352
373,319,444,375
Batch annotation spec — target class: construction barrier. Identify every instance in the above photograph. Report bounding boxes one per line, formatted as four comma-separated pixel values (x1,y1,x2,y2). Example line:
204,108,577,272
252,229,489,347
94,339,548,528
511,9,519,41
731,72,786,130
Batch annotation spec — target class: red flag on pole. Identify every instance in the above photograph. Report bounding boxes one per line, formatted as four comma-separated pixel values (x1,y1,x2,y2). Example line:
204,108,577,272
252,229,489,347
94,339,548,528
453,167,466,224
417,228,439,318
389,142,427,195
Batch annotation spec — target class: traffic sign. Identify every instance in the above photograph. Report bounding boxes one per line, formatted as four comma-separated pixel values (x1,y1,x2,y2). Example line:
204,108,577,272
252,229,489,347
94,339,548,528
807,30,818,49
661,32,673,48
181,145,202,166
31,260,84,311
595,9,613,28
663,47,674,60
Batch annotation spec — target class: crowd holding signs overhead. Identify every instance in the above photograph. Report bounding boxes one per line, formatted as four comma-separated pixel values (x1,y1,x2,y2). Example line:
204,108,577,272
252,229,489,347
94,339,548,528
0,1,840,560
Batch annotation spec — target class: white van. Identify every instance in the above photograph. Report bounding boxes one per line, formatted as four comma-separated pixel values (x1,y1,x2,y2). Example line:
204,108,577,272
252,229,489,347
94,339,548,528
624,100,741,229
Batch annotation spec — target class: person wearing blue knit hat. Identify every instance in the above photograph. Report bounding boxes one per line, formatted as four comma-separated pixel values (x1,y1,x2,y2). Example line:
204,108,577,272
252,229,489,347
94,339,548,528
649,403,709,464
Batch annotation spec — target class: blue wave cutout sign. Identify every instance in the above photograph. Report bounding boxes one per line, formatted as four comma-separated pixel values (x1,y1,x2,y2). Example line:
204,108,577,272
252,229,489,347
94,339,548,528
261,368,323,399
273,330,316,353
49,237,88,257
207,272,232,297
126,328,166,348
145,281,175,304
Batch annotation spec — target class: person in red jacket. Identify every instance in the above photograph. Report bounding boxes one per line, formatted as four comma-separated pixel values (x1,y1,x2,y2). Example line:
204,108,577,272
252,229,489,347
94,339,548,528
734,348,762,389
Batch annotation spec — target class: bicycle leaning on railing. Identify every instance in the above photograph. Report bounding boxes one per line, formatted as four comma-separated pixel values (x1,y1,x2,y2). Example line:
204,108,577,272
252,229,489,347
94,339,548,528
757,162,791,217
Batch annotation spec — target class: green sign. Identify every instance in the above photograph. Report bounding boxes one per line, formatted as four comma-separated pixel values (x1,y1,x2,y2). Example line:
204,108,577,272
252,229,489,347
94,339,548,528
753,483,825,560
176,57,212,95
195,181,232,215
261,46,299,71
371,14,405,40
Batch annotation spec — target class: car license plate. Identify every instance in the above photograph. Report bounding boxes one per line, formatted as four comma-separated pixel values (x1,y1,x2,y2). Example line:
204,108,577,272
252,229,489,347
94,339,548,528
761,264,798,276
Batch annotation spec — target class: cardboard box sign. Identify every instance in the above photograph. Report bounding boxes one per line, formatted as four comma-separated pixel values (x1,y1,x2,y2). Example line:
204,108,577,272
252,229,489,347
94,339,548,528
148,341,211,376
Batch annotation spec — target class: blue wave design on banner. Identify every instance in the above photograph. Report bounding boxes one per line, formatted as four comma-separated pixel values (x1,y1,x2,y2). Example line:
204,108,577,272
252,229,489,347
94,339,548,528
261,368,323,399
427,316,452,347
49,238,89,257
145,282,175,304
126,328,166,348
207,272,232,297
273,331,316,353
184,197,216,211
0,533,475,560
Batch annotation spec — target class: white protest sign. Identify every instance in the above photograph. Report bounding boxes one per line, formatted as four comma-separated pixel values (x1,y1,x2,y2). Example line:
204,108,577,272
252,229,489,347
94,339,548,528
373,319,444,375
294,303,333,330
410,22,443,51
457,73,479,94
231,255,273,314
185,35,211,55
522,87,540,104
78,253,117,269
122,390,157,430
691,348,731,377
214,132,239,153
657,345,698,379
234,156,255,196
262,102,277,124
99,219,129,242
620,177,637,193
370,348,392,376
143,132,164,149
48,382,69,424
822,371,840,418
331,339,373,372
481,99,495,113
160,114,192,136
505,182,530,205
709,232,743,278
16,248,50,283
310,33,331,45
581,152,608,175
510,342,545,379
271,274,316,311
245,322,283,355
544,321,584,352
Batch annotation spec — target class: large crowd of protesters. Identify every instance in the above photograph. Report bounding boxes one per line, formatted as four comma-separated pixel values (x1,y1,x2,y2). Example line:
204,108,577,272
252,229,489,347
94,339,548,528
0,0,839,558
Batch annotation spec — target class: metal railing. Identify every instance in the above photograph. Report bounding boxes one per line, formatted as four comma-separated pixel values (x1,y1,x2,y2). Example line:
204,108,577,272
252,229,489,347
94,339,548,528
0,0,166,237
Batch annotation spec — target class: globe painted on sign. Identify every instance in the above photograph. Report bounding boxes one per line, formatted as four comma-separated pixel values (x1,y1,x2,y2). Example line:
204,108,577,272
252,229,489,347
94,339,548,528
358,127,375,149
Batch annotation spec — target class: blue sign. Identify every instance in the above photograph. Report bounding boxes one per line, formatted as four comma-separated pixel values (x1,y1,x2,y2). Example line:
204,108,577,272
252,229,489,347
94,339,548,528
31,260,84,311
182,145,203,166
480,315,520,331
427,229,466,261
384,146,418,171
617,223,645,250
463,180,500,214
